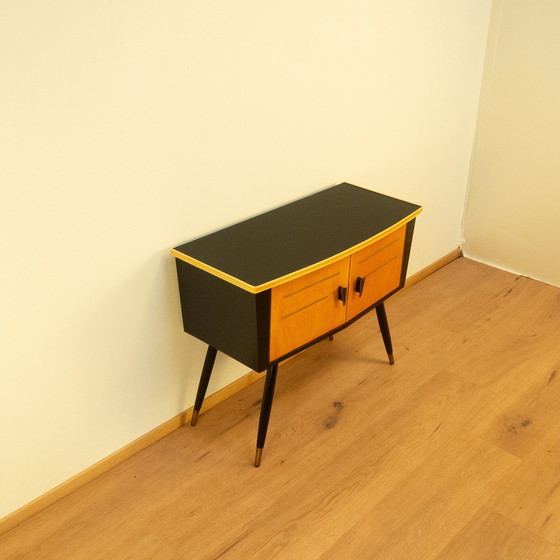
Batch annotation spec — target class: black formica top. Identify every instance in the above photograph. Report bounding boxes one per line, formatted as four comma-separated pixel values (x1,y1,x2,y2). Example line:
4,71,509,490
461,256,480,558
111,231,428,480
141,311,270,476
172,183,421,291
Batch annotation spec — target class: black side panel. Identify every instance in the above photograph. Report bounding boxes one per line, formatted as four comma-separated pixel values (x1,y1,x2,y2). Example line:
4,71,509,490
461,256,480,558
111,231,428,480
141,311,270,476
255,290,271,371
175,260,270,372
399,218,416,287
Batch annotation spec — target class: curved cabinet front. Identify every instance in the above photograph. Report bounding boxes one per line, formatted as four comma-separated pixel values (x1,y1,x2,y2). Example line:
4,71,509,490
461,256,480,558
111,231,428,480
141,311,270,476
269,224,408,362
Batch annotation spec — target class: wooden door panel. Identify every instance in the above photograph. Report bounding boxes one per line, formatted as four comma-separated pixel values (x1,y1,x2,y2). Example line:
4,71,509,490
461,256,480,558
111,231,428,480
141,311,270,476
347,227,405,319
270,259,349,361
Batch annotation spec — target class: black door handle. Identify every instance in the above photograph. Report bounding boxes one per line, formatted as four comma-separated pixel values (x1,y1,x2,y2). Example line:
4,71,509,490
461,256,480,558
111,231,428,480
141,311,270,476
355,276,366,297
337,286,348,306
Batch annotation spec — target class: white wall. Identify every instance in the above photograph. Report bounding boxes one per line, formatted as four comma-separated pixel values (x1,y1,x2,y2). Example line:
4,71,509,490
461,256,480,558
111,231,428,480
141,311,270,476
463,0,560,287
0,1,491,519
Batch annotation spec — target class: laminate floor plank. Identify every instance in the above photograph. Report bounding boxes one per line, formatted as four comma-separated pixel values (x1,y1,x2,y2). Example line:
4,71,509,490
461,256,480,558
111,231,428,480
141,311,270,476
433,507,557,560
317,432,518,560
1,258,560,559
489,430,560,545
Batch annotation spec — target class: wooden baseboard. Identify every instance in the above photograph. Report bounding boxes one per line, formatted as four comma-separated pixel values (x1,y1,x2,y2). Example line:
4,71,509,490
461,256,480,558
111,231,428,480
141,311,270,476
0,368,266,536
0,249,460,536
405,247,462,289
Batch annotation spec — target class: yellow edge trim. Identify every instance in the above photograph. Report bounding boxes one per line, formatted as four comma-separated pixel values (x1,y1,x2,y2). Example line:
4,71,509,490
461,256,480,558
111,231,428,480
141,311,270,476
171,207,423,294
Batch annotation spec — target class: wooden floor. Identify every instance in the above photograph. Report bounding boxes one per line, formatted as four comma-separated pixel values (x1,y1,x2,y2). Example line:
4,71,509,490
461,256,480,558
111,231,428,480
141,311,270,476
3,257,560,559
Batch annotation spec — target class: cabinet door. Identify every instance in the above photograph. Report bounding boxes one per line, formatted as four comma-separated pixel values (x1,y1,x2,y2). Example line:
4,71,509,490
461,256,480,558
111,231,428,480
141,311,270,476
347,226,405,319
270,259,349,361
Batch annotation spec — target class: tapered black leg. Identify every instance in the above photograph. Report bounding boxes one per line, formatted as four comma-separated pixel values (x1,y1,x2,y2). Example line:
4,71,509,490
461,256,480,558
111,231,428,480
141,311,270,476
375,303,394,365
191,345,218,426
254,363,279,467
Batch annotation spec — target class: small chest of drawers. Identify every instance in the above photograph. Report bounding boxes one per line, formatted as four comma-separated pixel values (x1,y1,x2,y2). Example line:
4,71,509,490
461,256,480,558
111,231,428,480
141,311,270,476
172,183,421,465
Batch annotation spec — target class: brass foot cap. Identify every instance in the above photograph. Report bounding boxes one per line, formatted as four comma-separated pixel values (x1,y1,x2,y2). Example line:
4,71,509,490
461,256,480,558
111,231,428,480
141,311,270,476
388,354,395,365
191,410,199,426
254,448,263,467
